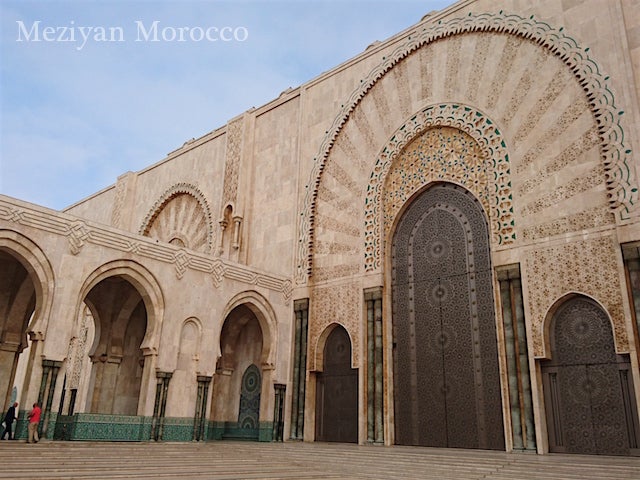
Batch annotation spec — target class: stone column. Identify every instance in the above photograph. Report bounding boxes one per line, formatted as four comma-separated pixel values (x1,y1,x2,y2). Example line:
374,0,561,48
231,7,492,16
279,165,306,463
217,220,228,255
272,383,286,441
40,359,63,438
365,288,383,444
151,371,172,441
290,299,308,440
259,363,275,441
232,216,243,250
137,349,158,417
497,265,536,452
193,375,211,441
210,368,232,440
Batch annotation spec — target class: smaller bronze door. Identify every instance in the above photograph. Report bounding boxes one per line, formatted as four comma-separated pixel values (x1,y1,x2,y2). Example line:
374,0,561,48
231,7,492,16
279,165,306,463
237,364,261,439
542,297,640,455
315,326,358,443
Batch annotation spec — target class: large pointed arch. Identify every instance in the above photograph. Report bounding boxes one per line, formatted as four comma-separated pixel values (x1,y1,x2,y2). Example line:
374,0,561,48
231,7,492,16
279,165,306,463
297,11,636,283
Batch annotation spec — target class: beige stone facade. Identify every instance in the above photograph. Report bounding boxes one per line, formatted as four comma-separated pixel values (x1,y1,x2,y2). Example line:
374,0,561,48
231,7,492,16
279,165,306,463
2,0,640,454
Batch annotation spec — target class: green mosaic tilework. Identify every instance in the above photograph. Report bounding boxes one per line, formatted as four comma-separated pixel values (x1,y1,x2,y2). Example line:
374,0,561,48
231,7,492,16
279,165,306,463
69,414,152,441
159,417,195,442
14,410,29,440
259,422,274,442
209,421,225,440
211,421,274,442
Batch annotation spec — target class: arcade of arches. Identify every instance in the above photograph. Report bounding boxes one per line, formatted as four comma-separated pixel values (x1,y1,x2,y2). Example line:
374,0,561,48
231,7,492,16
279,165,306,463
3,0,640,458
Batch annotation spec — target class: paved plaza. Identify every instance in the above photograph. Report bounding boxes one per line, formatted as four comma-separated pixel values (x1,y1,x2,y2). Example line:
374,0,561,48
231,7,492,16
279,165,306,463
1,440,639,480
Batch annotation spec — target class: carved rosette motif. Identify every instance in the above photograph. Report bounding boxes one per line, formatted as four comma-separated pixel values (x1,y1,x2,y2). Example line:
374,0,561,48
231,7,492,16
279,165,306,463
297,11,637,284
524,236,628,357
309,283,359,370
365,105,512,272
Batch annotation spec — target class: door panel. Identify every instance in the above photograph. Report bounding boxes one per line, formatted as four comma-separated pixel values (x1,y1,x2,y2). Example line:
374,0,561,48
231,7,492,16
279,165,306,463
542,297,640,455
315,326,358,443
392,183,504,450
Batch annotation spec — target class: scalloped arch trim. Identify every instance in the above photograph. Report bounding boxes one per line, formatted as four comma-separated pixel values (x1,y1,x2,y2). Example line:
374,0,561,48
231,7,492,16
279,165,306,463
364,104,512,272
296,11,636,283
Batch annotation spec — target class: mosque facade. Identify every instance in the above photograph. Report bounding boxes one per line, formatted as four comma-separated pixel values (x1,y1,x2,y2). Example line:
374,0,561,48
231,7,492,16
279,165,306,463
2,0,640,455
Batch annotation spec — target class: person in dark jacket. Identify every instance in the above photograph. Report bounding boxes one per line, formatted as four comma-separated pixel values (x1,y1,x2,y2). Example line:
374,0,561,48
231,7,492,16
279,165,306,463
1,402,18,440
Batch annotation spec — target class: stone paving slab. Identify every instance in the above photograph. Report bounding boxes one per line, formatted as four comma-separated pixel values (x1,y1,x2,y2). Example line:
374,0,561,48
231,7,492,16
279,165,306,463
0,440,639,480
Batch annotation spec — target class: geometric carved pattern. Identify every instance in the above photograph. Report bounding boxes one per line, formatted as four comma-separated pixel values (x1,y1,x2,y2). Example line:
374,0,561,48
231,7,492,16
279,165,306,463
297,12,637,283
67,221,90,255
139,183,214,253
524,236,628,357
309,283,359,370
223,117,243,208
365,107,513,272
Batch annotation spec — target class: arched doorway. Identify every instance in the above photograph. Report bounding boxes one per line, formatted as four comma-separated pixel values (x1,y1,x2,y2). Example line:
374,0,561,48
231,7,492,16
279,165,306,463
0,249,37,411
84,277,148,415
391,182,504,449
315,325,358,443
541,296,640,455
213,304,264,440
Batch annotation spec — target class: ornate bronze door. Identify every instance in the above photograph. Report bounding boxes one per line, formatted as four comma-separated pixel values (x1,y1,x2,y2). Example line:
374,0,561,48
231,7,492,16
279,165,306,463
315,326,358,443
392,183,504,449
238,364,261,438
541,296,640,455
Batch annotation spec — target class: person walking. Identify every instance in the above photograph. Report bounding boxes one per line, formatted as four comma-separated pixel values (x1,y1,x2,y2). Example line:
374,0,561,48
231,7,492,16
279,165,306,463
1,402,18,440
27,402,41,444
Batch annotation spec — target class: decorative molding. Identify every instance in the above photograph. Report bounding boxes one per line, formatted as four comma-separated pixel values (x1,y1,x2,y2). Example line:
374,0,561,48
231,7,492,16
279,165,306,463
139,183,214,253
364,106,512,272
0,198,291,303
296,11,637,283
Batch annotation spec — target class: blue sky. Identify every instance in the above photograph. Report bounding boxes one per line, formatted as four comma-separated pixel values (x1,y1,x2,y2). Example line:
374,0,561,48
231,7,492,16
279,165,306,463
1,0,453,210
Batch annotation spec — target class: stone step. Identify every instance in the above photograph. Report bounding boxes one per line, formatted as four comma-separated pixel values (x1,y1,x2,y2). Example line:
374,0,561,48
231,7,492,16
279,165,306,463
0,441,638,480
